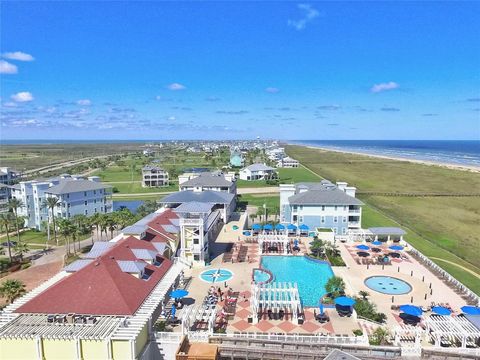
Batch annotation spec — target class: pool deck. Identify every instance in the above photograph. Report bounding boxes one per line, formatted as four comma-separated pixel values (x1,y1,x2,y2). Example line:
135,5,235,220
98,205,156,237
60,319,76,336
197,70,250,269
180,214,468,336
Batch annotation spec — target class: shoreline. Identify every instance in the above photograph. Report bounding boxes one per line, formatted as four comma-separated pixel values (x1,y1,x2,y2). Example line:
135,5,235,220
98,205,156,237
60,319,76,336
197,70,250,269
291,144,480,173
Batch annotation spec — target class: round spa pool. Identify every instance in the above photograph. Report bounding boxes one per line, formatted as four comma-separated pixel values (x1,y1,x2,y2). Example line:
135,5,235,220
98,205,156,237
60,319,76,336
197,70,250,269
364,276,412,295
200,268,233,283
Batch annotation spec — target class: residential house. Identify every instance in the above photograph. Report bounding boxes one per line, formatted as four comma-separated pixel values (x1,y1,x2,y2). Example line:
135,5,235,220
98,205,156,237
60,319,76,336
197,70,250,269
277,156,299,168
142,165,169,187
239,163,277,181
178,171,236,194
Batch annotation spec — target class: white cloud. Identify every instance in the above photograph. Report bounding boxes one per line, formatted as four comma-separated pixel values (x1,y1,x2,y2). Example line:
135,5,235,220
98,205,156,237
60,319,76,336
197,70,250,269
166,83,186,91
155,95,162,100
2,51,35,61
265,87,280,93
167,116,176,121
2,101,18,108
11,91,34,102
371,81,399,93
288,4,320,31
0,60,18,74
76,99,92,106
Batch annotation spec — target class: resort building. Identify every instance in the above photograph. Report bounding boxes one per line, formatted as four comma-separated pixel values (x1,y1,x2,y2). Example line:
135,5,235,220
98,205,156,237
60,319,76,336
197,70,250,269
178,171,236,194
0,167,18,213
160,190,235,267
277,156,299,168
229,148,244,167
279,180,363,235
11,174,112,230
0,233,185,360
142,165,169,187
239,163,277,181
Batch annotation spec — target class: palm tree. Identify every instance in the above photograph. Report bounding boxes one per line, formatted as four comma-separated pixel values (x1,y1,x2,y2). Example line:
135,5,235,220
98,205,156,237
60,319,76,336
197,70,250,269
325,276,346,298
14,242,29,261
359,290,370,300
249,213,256,226
371,327,390,345
7,198,23,243
99,214,109,241
0,279,26,303
90,212,101,242
57,219,74,255
0,213,14,263
106,215,116,239
42,197,60,246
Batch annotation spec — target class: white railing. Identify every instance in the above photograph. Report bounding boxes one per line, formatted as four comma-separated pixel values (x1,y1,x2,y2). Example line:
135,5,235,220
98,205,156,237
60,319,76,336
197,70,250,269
400,344,422,356
154,332,183,344
211,332,369,345
426,347,480,356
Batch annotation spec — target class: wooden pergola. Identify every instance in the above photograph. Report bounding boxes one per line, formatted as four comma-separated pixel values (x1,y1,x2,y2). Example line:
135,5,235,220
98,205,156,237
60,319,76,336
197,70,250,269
424,315,480,349
258,234,290,255
251,282,303,324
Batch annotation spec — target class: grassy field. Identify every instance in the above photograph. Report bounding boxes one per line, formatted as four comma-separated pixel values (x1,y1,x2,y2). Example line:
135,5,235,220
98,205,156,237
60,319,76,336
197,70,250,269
236,166,321,188
16,230,90,247
286,144,480,294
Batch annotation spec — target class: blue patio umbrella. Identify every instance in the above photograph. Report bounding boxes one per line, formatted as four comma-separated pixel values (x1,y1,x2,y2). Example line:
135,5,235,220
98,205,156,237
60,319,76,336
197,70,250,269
372,241,382,246
287,224,297,231
389,245,404,251
299,224,309,231
252,223,262,231
356,244,370,251
319,303,324,315
334,296,356,307
263,224,273,231
432,306,451,316
399,305,423,317
170,289,189,298
243,231,251,236
171,304,176,318
461,306,480,315
275,223,285,231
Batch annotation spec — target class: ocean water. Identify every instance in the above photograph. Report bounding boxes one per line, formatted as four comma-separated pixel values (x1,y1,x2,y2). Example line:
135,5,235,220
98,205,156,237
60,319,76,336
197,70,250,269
289,140,480,168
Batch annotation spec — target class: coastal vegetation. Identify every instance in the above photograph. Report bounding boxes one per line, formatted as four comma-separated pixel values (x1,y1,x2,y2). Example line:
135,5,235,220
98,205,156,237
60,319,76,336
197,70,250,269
286,145,480,294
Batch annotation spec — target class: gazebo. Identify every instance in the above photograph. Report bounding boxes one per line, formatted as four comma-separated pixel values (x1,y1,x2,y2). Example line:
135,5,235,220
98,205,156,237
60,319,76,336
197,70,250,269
258,233,290,255
251,282,303,324
368,227,406,243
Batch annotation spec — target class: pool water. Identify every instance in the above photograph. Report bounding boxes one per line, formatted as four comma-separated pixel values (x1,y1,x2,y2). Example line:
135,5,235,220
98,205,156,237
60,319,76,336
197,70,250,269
253,269,272,284
260,256,334,306
200,269,233,283
364,276,412,295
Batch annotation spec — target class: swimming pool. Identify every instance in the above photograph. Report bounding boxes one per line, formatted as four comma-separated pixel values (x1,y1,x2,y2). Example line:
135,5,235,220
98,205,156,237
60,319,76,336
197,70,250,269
253,268,272,284
200,268,233,283
364,276,412,295
260,256,334,306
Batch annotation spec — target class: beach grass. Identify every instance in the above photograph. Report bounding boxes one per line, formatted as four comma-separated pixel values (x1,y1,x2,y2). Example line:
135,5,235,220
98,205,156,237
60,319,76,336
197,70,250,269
286,144,480,294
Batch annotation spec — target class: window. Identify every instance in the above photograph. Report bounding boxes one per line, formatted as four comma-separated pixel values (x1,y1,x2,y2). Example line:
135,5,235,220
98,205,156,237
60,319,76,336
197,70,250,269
334,216,338,223
84,201,87,206
85,210,88,215
84,192,87,196
292,215,298,222
193,255,200,261
94,208,97,213
193,239,199,245
293,205,297,211
299,205,303,210
321,216,325,223
343,216,347,223
342,228,347,235
299,216,303,222
321,205,325,211
344,206,347,211
94,190,96,194
334,206,338,211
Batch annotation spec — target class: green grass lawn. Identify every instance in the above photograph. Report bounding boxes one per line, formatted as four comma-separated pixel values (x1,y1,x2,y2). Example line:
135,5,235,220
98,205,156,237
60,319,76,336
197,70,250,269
286,144,480,294
16,229,90,248
236,166,322,188
237,194,279,213
109,182,177,194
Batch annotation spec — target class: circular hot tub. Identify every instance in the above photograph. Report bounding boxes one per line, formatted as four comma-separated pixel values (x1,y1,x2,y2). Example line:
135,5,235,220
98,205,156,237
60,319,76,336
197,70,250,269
200,269,233,283
364,276,412,295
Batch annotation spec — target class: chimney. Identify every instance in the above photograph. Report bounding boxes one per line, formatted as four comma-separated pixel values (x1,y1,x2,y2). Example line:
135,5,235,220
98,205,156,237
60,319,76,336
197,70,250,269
336,182,348,192
345,186,356,198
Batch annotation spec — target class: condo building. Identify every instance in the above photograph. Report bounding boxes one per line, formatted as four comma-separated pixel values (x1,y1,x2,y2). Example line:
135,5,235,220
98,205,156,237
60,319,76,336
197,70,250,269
141,165,169,187
280,180,363,235
11,174,112,230
0,167,18,213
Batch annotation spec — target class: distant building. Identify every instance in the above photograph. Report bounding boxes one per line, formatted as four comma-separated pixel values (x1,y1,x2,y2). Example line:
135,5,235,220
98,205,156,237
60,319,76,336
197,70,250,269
239,163,277,181
142,148,154,156
0,167,18,213
142,165,169,187
277,156,299,168
230,149,244,167
280,180,363,235
11,174,112,230
178,171,236,194
266,147,285,161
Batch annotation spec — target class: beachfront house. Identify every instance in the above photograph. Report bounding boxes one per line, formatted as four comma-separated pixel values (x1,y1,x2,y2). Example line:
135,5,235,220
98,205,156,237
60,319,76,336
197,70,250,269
11,175,112,230
279,180,363,235
178,171,236,194
277,156,299,168
142,165,169,187
239,163,277,181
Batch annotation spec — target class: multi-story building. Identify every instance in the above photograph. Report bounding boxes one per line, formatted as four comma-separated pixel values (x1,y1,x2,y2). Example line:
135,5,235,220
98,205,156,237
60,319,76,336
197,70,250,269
11,174,112,230
142,165,169,187
0,167,18,213
277,156,299,168
178,171,236,194
239,163,277,181
280,180,363,235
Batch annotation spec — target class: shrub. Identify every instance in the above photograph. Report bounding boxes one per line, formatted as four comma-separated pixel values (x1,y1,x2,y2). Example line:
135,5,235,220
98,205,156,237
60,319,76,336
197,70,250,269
154,321,171,332
353,329,363,336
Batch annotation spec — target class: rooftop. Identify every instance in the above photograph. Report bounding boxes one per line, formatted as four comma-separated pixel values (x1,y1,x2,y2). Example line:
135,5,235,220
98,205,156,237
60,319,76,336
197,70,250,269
174,201,214,214
46,179,111,195
287,182,363,206
243,163,276,172
180,172,233,188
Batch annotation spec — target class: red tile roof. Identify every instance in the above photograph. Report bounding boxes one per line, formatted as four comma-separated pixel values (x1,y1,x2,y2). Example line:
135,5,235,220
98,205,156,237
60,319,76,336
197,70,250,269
15,236,173,316
145,209,179,243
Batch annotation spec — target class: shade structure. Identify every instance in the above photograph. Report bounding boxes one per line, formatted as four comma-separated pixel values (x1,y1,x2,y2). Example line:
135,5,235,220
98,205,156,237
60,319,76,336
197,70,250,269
431,306,452,316
334,296,356,307
299,224,309,231
171,304,176,318
356,244,370,251
263,224,273,231
252,224,262,230
400,305,423,317
275,223,285,231
357,251,370,257
461,306,480,315
287,224,297,230
372,241,382,246
389,245,404,251
170,289,189,298
389,252,401,258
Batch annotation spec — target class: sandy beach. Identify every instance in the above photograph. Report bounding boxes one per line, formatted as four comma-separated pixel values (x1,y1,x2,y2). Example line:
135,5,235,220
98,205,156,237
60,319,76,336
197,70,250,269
302,145,480,173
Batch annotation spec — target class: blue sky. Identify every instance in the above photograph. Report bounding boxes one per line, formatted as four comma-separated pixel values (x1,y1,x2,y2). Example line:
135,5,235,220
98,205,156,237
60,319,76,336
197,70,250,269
1,1,479,140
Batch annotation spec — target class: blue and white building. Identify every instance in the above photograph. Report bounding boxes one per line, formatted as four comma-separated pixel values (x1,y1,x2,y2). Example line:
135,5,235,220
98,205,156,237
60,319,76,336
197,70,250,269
280,180,363,235
11,174,112,230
